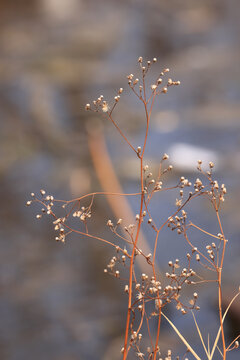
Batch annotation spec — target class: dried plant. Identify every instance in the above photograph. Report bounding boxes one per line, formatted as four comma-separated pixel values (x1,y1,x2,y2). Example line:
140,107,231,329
27,57,239,360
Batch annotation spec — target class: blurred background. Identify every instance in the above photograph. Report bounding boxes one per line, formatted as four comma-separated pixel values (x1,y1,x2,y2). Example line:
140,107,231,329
0,0,240,359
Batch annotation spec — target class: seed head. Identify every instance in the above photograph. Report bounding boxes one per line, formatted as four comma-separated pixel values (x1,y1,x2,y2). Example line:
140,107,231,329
162,153,169,160
102,102,109,112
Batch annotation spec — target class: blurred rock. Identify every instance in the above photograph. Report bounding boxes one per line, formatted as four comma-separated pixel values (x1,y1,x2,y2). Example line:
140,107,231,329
168,142,219,171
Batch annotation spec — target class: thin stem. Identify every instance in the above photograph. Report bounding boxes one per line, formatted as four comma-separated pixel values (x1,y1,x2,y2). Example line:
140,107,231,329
108,113,137,154
54,191,141,204
215,209,227,360
226,335,240,351
123,157,145,360
189,222,220,239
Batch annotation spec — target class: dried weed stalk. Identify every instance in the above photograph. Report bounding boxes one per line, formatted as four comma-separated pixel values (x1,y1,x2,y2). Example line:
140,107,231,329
27,57,239,360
